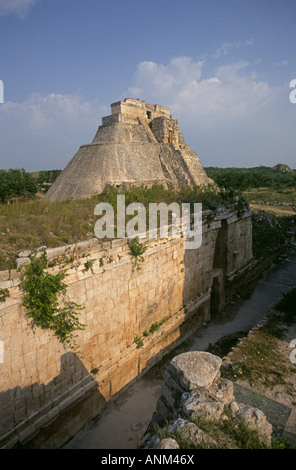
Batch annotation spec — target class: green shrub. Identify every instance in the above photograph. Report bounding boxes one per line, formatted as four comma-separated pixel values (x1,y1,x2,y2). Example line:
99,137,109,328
128,236,148,271
20,250,86,350
0,288,9,302
0,168,38,203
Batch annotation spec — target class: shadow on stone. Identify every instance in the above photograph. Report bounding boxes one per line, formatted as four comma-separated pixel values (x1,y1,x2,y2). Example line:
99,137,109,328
0,352,106,449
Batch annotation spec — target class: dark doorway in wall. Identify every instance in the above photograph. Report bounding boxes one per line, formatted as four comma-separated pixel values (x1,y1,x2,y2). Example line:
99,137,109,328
210,270,224,314
210,220,228,314
213,220,227,270
146,111,152,119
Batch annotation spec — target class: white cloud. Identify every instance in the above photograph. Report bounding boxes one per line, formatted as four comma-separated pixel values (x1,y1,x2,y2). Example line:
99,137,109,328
124,55,292,167
126,56,204,106
1,92,103,130
0,0,39,17
0,92,106,170
126,57,275,121
213,38,254,59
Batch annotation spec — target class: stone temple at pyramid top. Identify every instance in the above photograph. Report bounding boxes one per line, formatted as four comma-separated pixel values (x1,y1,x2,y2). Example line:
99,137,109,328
44,98,212,201
104,98,172,123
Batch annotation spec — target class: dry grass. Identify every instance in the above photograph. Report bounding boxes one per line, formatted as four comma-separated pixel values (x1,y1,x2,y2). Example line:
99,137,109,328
244,187,296,206
0,197,98,269
0,183,242,270
249,204,296,217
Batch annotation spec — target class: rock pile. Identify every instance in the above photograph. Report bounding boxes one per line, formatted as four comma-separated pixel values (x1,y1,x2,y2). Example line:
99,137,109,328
141,351,273,449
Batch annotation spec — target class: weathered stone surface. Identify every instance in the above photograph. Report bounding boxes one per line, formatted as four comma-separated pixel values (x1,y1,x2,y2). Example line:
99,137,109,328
229,400,240,416
18,250,30,258
1,208,254,449
156,395,177,420
157,438,179,449
143,434,161,449
233,403,273,446
181,389,225,421
163,369,185,394
208,378,234,405
142,351,275,449
160,382,179,409
15,257,30,269
44,98,212,201
169,418,218,448
168,351,222,390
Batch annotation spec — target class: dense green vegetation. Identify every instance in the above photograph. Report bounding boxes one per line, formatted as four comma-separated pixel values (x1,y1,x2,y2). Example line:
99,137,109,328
32,169,62,190
20,250,85,349
1,165,295,204
0,168,38,203
97,182,243,212
0,165,295,269
251,212,294,259
205,166,296,191
0,183,245,269
0,168,62,203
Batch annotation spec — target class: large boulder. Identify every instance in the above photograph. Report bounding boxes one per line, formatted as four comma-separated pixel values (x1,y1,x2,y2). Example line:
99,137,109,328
141,351,274,449
168,351,222,390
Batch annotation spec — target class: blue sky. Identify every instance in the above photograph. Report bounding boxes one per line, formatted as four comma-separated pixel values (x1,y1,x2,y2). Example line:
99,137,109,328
0,0,295,171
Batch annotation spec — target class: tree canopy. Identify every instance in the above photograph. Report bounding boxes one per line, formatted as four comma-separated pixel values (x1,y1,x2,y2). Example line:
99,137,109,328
205,166,296,191
0,168,38,203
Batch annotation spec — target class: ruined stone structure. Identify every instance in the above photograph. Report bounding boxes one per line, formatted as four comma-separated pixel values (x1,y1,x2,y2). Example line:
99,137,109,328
141,351,273,449
0,206,254,448
44,98,212,201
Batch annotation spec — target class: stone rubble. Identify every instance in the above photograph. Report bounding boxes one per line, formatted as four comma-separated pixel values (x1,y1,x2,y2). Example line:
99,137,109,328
141,351,273,449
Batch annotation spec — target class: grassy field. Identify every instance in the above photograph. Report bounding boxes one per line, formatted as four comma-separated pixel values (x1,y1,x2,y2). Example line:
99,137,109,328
248,204,296,217
243,187,296,216
0,196,98,269
205,166,296,216
1,167,295,269
0,184,241,270
243,187,296,205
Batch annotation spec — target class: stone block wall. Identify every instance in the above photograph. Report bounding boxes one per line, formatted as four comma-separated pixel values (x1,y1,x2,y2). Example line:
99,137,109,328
150,116,181,144
0,208,253,448
110,99,171,122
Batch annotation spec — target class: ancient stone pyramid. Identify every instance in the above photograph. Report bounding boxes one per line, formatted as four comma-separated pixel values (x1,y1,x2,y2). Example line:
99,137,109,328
44,98,212,201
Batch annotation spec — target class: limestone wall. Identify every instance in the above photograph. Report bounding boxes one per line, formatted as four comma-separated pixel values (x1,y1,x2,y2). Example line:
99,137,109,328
0,209,253,448
150,116,180,144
